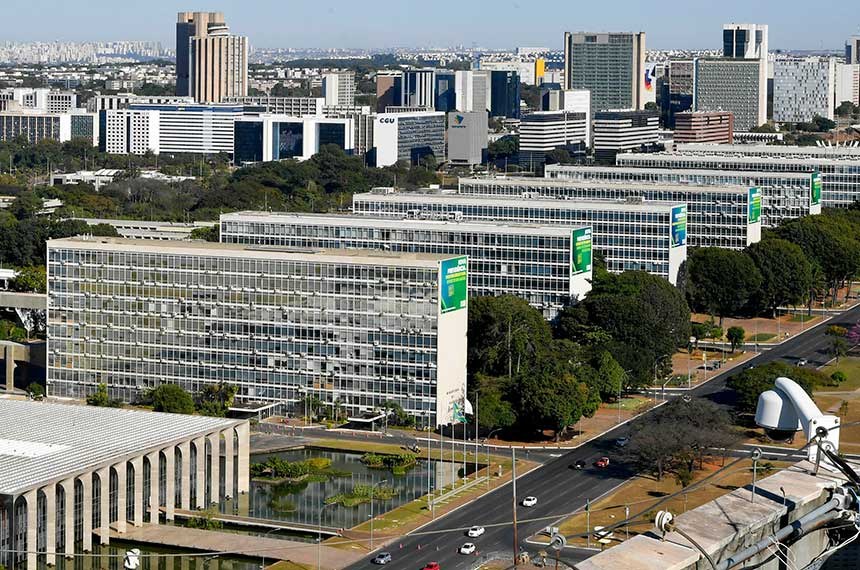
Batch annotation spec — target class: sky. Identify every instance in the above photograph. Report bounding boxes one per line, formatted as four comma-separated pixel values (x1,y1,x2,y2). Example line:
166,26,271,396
3,0,859,51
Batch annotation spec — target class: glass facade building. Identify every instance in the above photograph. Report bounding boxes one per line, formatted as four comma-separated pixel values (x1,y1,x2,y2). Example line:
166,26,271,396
220,212,592,318
47,238,467,426
352,190,686,284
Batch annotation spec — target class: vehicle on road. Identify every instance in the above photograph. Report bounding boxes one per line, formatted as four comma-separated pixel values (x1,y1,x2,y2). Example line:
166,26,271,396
797,358,808,367
615,436,630,448
459,543,477,555
467,526,485,537
570,460,587,470
372,552,392,565
595,456,610,468
422,562,440,570
522,496,538,507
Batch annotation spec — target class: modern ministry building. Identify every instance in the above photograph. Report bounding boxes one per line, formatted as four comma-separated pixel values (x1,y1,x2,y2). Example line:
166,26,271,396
352,189,687,284
46,237,467,427
545,164,820,228
0,399,249,569
563,31,647,111
233,114,355,163
371,111,445,166
618,147,859,208
219,212,592,317
460,175,762,250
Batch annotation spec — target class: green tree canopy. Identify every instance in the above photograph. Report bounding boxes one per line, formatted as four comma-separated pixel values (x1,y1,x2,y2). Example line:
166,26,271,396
687,248,762,325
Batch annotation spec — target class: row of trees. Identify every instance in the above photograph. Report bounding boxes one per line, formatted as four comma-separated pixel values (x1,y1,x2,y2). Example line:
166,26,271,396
684,209,860,326
469,266,691,439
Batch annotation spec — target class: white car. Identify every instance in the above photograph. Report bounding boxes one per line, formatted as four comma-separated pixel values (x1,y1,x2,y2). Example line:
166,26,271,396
522,496,538,507
459,543,477,555
467,526,485,538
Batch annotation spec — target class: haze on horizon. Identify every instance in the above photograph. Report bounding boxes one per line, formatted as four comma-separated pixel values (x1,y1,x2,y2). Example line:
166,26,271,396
2,0,858,51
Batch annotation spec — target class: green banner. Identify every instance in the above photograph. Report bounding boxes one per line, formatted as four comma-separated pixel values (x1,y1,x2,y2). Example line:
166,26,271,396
748,187,762,224
571,227,593,275
671,205,687,248
811,171,822,206
440,256,468,314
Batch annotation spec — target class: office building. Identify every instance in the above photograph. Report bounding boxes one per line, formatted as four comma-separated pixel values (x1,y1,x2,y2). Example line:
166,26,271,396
592,110,660,163
693,58,765,131
175,12,226,96
224,96,324,116
447,111,488,166
455,70,489,113
220,212,591,316
846,36,860,64
489,70,520,119
233,114,354,163
402,69,436,108
0,399,249,569
773,57,836,123
371,111,445,166
322,71,356,107
101,103,244,155
545,164,819,228
187,16,248,103
518,111,589,170
617,149,859,208
673,111,734,143
47,236,467,426
352,190,686,284
375,70,402,113
563,31,646,111
434,71,456,112
460,174,761,250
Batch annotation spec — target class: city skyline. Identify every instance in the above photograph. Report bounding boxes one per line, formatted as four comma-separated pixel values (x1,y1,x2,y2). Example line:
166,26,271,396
1,0,859,51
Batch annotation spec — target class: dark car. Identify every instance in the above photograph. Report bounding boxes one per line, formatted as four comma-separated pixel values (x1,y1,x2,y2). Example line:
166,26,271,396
372,552,392,565
570,460,587,470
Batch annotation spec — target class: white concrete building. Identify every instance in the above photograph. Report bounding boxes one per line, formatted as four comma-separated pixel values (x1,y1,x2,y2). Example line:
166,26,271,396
0,399,249,569
773,57,836,123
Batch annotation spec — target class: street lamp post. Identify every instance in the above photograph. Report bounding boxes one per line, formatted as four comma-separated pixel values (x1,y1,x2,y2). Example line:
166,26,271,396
318,502,334,570
369,478,388,551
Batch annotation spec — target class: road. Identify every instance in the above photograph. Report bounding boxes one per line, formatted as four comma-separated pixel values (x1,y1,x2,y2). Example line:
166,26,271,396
347,304,860,570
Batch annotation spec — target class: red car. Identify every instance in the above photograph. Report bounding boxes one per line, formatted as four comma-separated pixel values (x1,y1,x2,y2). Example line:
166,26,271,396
423,563,440,570
595,456,610,468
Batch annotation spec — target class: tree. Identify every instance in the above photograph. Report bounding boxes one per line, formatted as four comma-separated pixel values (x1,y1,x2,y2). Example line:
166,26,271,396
148,384,196,414
10,265,46,293
468,295,553,380
686,248,763,326
727,362,825,413
195,382,237,417
726,326,745,353
746,239,812,316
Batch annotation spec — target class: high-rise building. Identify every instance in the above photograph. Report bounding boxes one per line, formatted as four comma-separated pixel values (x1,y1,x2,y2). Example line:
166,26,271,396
371,111,445,167
233,114,354,163
693,58,764,131
401,69,436,108
47,237,467,426
454,70,489,113
773,57,836,123
447,111,488,166
489,70,520,119
322,71,356,106
563,31,646,111
175,12,224,97
220,212,591,317
352,190,686,284
673,111,734,144
434,71,456,112
518,111,589,170
375,71,402,113
845,36,860,64
183,13,248,103
592,110,660,163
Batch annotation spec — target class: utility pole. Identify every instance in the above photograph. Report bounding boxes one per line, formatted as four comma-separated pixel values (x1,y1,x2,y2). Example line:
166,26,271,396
512,447,518,566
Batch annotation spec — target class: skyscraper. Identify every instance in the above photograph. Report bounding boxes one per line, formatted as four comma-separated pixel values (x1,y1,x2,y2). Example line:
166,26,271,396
563,32,646,111
175,12,224,97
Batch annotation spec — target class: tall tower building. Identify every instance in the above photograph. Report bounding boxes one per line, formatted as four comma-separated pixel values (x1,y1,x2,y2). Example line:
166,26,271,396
563,31,646,111
175,12,224,97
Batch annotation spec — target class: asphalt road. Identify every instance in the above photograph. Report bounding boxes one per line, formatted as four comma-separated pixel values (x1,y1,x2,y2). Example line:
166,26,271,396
347,304,860,570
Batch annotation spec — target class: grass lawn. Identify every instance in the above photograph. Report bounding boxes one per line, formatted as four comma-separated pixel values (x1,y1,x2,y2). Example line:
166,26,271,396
555,458,791,548
820,357,860,391
748,333,777,342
